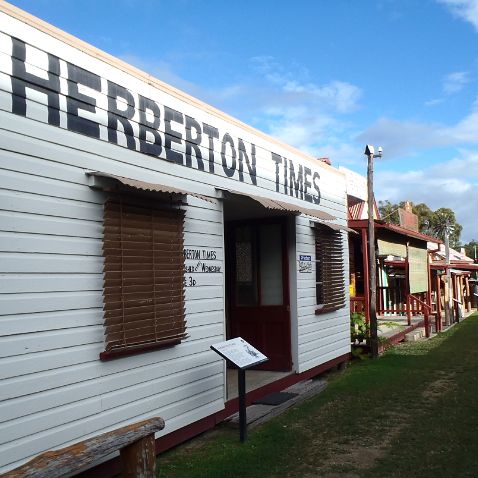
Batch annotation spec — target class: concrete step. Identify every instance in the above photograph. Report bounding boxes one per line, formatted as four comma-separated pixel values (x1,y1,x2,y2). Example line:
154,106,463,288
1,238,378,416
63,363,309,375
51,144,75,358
404,327,426,342
226,378,327,430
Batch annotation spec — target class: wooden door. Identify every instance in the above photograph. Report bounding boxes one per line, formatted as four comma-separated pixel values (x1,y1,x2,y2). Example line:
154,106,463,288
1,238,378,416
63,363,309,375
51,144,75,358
226,218,291,371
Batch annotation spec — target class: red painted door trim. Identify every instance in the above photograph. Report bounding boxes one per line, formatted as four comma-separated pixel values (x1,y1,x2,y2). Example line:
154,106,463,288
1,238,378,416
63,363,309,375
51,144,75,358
226,217,292,371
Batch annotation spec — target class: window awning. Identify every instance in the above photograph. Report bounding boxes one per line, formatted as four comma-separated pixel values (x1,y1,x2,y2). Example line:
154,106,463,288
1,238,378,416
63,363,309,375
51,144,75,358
86,171,215,203
216,188,337,221
309,220,357,234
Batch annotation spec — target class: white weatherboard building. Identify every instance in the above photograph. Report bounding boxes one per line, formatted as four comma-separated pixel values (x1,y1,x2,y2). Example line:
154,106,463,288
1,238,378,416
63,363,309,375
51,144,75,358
0,2,351,474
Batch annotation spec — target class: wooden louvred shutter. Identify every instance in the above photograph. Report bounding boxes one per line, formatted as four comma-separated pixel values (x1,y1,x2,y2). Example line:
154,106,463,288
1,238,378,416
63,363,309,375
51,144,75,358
315,225,345,313
100,196,187,359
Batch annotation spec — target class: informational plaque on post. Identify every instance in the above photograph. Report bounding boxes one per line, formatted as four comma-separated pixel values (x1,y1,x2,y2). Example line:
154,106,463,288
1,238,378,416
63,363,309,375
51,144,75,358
210,337,268,370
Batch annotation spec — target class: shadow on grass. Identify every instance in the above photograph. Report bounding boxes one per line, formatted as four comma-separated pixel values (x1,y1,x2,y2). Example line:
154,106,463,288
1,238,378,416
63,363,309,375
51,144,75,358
158,314,478,478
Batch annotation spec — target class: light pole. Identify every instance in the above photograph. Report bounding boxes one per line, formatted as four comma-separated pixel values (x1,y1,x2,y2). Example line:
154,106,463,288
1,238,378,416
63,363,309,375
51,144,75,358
364,144,382,359
444,224,453,326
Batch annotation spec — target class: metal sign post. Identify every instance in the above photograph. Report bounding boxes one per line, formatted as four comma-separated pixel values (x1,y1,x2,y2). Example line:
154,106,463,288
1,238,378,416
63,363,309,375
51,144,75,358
211,337,268,443
238,368,247,442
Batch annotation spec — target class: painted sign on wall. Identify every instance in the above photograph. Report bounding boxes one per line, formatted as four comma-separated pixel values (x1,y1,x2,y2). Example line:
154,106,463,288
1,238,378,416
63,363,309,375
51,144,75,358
0,34,325,206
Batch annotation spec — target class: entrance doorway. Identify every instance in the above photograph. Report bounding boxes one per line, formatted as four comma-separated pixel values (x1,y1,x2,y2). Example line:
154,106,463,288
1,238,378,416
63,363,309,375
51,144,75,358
225,217,291,371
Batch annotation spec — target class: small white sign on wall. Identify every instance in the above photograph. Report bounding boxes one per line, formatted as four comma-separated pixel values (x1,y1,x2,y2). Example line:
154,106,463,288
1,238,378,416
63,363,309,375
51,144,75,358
298,254,312,273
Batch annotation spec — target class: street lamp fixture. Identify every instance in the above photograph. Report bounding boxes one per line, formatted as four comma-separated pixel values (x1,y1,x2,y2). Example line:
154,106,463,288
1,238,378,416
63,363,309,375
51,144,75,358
364,144,383,358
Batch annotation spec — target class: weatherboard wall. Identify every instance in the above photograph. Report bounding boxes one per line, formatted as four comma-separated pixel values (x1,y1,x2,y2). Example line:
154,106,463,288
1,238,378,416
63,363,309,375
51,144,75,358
295,218,351,374
0,4,349,473
0,115,226,472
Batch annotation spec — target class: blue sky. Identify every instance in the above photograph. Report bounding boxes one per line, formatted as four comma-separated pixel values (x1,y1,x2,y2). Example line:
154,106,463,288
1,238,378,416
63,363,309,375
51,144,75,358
7,0,478,243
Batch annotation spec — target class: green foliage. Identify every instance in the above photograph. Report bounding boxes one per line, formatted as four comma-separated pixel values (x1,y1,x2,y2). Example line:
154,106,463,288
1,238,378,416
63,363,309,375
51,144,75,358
431,207,462,247
412,202,434,234
378,200,400,225
378,200,463,247
378,320,403,330
350,311,369,344
464,239,478,260
350,345,370,360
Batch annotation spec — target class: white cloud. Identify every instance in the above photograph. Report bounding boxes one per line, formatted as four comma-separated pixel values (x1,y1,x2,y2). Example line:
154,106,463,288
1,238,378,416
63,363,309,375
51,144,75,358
438,0,478,31
425,71,469,107
313,142,364,167
448,98,478,140
358,96,478,158
425,98,444,107
101,46,478,241
119,53,362,160
375,150,478,242
250,56,362,115
443,71,470,94
119,54,205,99
235,56,363,159
357,118,449,158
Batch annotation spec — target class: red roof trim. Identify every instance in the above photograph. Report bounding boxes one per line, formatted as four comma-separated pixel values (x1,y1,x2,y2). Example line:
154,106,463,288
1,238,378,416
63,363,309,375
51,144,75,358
348,219,443,244
431,262,478,271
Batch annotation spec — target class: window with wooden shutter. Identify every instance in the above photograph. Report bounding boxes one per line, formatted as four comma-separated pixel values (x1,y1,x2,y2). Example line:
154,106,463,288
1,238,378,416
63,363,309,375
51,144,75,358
100,195,187,360
315,225,345,314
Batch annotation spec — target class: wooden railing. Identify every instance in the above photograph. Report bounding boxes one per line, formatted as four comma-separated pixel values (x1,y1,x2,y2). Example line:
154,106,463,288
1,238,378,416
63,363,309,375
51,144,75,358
407,292,430,316
377,285,407,315
350,297,366,315
351,289,433,327
408,294,433,338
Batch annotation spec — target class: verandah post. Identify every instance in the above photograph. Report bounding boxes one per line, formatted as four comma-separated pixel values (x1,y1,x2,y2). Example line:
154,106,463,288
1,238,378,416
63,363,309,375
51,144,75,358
465,275,472,313
436,274,442,332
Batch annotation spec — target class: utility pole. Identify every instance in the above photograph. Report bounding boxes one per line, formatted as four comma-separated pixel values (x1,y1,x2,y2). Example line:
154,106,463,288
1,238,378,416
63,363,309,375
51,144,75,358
364,145,382,359
444,225,452,326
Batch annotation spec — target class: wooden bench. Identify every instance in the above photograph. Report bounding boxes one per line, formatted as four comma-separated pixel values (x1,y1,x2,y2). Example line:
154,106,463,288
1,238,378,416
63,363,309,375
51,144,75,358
2,417,165,478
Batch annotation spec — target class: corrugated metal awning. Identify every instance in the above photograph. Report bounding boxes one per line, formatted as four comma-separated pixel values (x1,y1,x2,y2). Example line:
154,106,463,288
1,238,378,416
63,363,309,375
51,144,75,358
217,188,337,221
86,171,215,203
309,220,357,234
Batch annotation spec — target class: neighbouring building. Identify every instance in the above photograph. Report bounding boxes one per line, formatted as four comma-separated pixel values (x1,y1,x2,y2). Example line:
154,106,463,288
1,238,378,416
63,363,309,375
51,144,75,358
341,167,477,337
429,243,478,323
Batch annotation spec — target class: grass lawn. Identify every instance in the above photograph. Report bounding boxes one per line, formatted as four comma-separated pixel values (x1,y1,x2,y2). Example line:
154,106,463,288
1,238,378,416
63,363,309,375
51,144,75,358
158,313,478,478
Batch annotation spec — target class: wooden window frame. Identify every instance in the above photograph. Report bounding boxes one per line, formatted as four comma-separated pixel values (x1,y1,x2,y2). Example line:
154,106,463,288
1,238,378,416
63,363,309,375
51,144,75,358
315,225,346,315
100,194,187,360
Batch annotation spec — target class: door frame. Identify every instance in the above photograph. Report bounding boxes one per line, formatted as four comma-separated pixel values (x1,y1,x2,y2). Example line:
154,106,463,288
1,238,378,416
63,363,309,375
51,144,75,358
225,216,292,370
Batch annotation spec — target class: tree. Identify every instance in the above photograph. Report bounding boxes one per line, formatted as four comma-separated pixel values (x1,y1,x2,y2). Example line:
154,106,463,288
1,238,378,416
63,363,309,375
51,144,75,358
378,201,462,247
464,240,478,260
430,208,462,248
378,200,399,225
412,203,434,236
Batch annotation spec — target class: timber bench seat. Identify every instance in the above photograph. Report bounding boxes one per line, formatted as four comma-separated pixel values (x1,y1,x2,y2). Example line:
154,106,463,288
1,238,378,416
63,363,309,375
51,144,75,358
2,417,165,478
